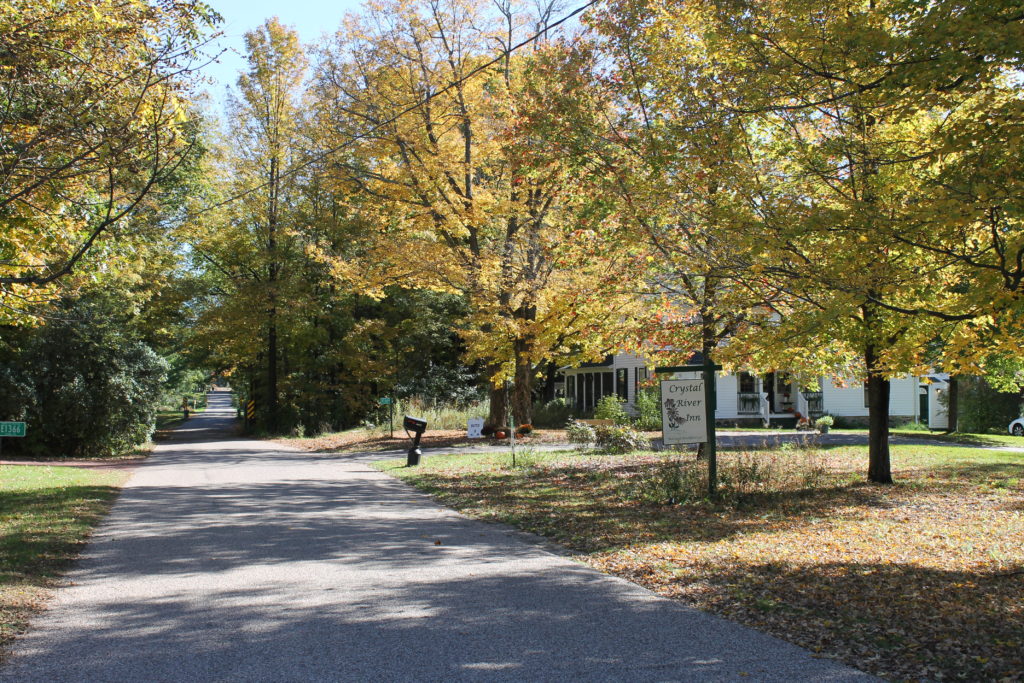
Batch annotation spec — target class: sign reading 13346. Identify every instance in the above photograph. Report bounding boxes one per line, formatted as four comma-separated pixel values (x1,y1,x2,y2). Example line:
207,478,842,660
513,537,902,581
0,422,27,438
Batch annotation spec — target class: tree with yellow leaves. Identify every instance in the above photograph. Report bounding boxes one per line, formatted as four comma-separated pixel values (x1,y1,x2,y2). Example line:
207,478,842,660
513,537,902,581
591,0,1019,482
0,0,220,322
309,0,641,425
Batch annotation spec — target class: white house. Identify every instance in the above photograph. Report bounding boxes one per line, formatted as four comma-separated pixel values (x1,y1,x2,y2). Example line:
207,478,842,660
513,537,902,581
561,352,947,428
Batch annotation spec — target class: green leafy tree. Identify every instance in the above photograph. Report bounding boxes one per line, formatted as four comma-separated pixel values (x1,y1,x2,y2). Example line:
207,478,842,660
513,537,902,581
4,295,167,457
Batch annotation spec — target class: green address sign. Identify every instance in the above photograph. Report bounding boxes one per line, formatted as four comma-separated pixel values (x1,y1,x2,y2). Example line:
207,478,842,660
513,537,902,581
0,422,26,437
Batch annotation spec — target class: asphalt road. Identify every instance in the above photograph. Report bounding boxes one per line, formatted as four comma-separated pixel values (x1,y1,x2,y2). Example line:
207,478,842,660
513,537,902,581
1,392,876,682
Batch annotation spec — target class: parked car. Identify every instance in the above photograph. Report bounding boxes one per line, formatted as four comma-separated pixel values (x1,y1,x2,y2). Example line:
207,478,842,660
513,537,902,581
1009,417,1024,436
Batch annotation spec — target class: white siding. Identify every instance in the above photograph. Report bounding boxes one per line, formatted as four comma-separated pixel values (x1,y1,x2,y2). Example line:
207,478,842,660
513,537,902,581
821,376,918,418
715,374,740,419
929,382,949,429
890,377,918,417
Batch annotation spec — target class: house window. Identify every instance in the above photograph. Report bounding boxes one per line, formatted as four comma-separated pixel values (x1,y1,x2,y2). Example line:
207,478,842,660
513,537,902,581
616,368,628,400
635,367,648,397
584,373,594,410
737,371,760,414
567,375,576,401
603,372,613,400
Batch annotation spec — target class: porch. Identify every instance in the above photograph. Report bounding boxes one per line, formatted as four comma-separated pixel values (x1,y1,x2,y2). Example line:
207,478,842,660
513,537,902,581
734,371,825,421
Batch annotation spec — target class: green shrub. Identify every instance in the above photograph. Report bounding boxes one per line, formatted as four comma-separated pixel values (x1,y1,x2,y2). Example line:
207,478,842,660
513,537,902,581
8,295,167,457
830,415,860,429
814,414,834,429
625,448,830,506
565,419,595,450
504,446,540,470
629,457,705,505
594,424,649,454
594,395,629,425
532,398,574,428
633,386,661,431
957,375,1022,433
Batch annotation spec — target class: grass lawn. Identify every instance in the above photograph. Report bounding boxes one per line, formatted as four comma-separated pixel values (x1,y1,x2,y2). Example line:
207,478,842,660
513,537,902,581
376,444,1023,682
0,465,129,660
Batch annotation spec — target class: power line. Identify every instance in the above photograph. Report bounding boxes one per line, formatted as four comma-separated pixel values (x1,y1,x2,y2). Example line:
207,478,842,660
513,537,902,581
189,0,599,220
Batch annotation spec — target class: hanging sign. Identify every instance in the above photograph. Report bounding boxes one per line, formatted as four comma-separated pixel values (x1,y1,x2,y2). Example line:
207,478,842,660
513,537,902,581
660,379,707,445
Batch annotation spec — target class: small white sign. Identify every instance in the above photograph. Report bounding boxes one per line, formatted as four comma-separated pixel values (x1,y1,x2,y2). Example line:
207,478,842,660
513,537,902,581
467,418,484,439
661,379,708,445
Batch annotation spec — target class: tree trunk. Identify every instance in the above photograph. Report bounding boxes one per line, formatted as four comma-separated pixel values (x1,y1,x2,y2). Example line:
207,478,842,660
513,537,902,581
945,375,959,433
487,381,508,429
542,362,558,403
511,358,533,426
266,155,280,434
865,345,893,484
267,313,278,432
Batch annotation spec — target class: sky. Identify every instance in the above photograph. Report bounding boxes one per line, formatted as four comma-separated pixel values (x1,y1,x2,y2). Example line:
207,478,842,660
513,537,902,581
199,0,364,110
195,0,590,117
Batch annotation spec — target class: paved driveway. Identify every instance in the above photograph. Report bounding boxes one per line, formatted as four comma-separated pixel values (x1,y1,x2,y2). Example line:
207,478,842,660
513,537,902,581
1,392,875,681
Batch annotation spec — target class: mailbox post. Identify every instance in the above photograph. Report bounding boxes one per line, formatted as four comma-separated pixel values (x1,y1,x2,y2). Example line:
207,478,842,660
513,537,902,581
403,415,427,467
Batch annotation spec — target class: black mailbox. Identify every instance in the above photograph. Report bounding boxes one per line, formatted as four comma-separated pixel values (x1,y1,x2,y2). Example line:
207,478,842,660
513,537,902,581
403,415,427,466
403,416,427,433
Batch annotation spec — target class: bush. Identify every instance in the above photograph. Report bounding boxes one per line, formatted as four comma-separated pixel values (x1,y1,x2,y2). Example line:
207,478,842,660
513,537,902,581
814,415,834,429
504,446,540,470
594,395,629,425
625,448,830,506
11,295,167,457
633,386,661,431
594,424,649,454
957,376,1022,433
830,415,860,429
630,457,705,505
532,398,574,428
565,419,595,450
